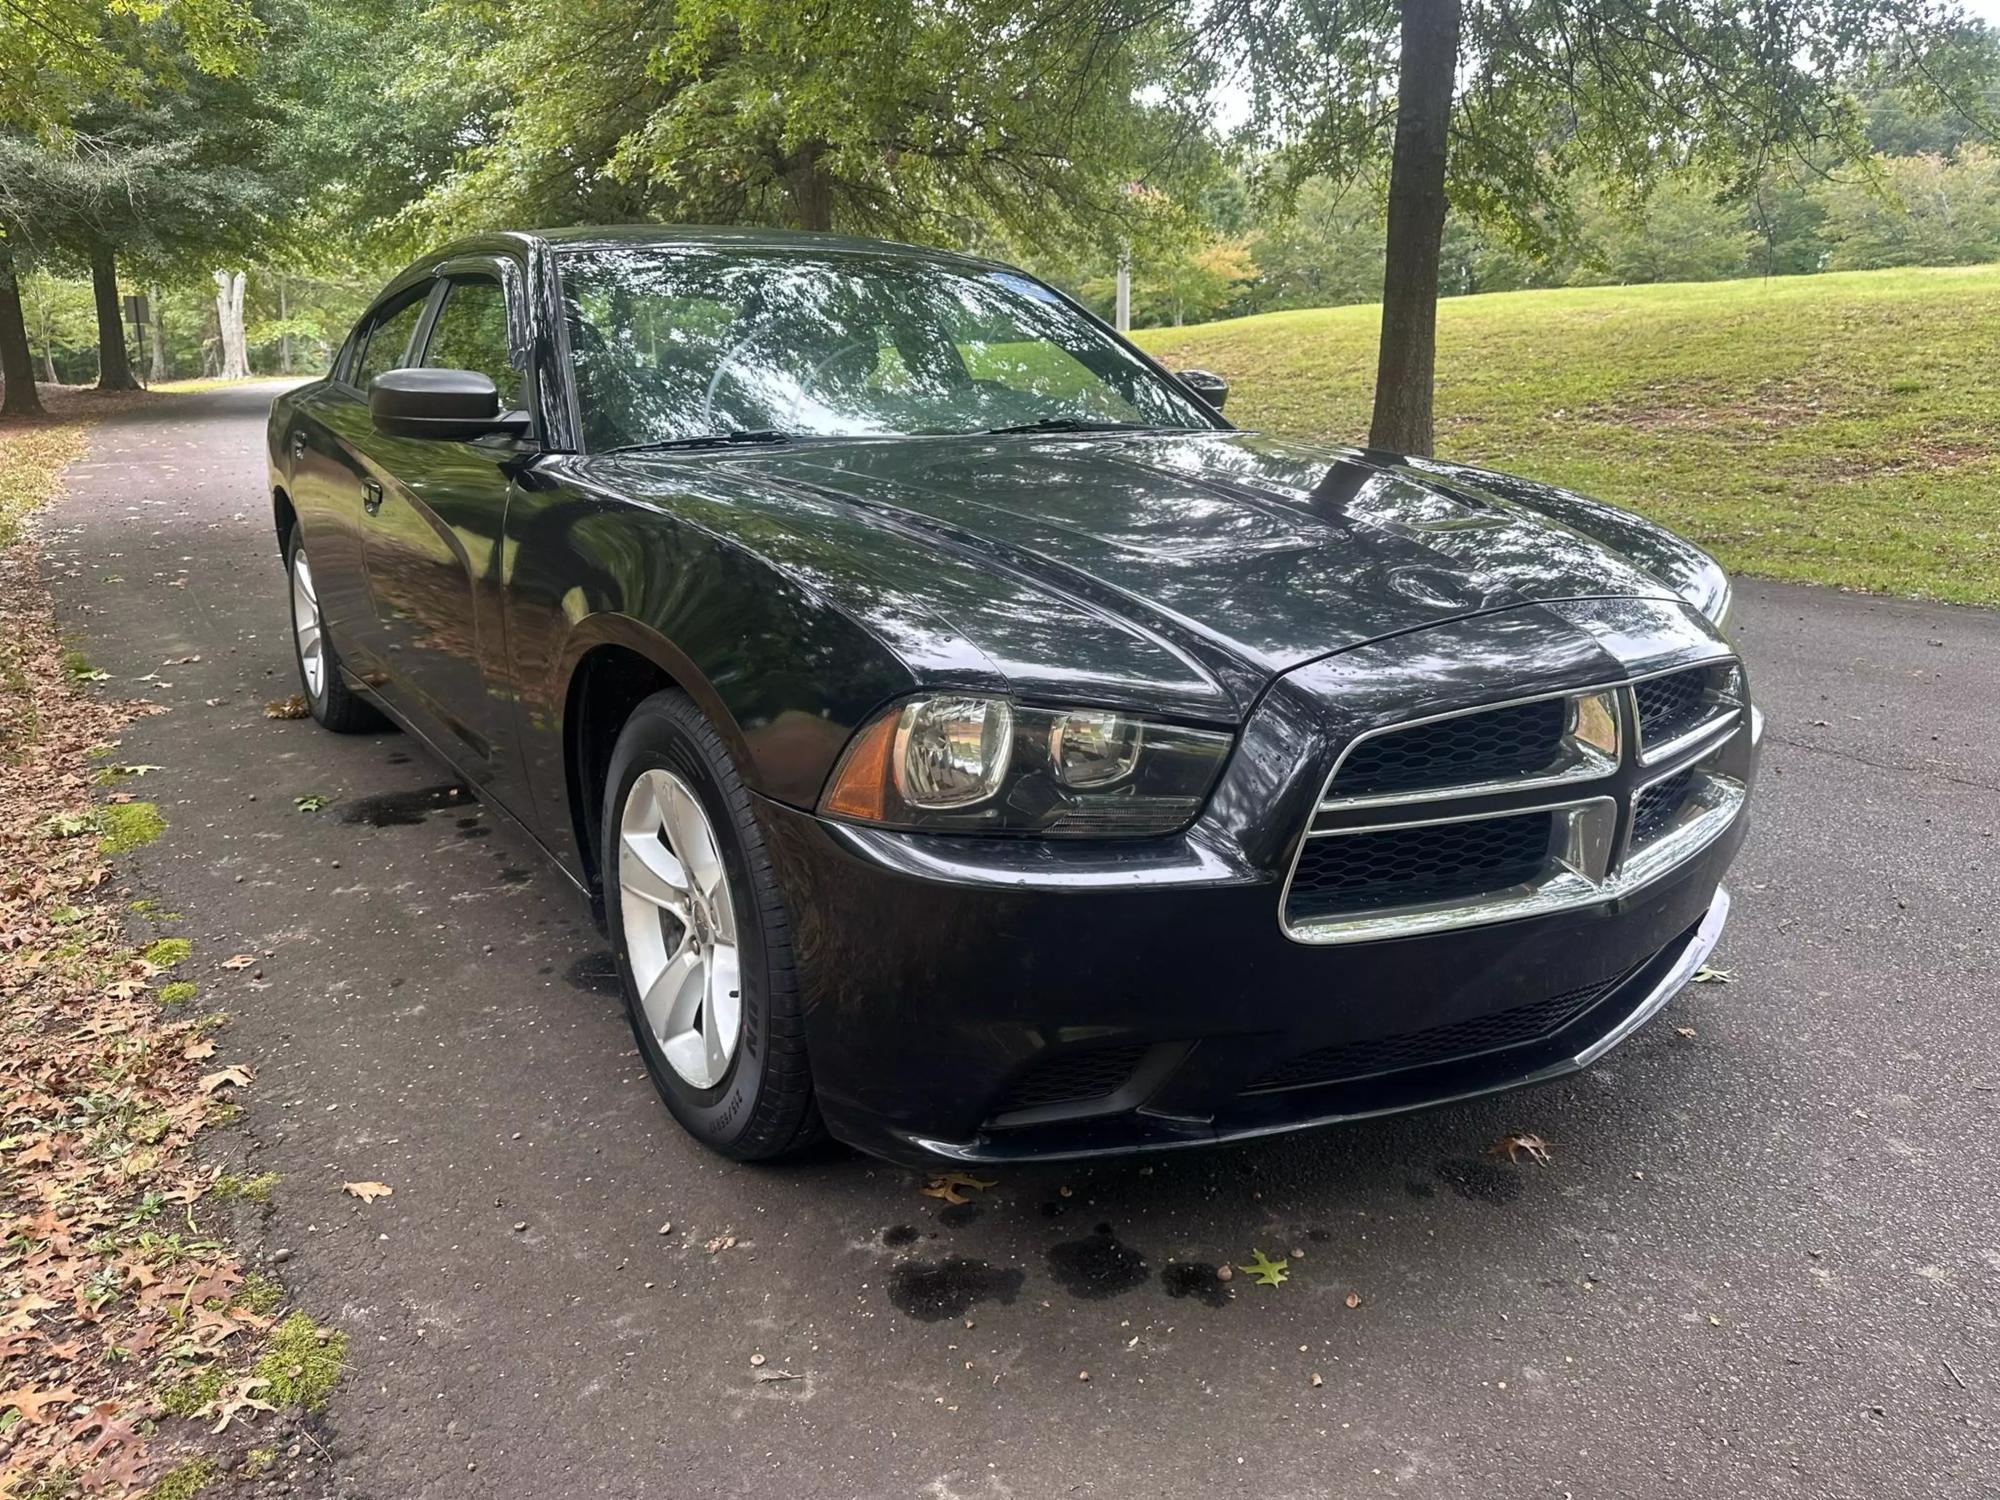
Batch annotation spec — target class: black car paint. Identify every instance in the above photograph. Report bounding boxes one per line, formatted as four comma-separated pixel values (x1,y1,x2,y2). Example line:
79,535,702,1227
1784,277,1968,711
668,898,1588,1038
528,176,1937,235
267,226,1753,1164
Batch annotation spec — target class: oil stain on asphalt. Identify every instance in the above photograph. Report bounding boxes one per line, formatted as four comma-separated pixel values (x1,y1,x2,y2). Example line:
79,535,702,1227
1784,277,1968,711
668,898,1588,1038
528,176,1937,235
338,783,473,827
1046,1224,1148,1299
888,1259,1025,1322
1160,1262,1233,1307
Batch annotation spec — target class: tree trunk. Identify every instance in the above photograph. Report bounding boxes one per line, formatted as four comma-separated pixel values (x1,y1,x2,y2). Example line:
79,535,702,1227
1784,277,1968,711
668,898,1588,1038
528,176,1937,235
39,303,58,384
785,149,834,232
149,285,169,383
0,243,43,417
1367,0,1462,457
213,270,249,379
90,241,140,392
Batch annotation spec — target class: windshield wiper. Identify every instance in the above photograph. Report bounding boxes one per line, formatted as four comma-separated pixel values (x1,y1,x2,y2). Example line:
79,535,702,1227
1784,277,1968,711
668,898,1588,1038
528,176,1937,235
980,417,1159,436
608,428,792,454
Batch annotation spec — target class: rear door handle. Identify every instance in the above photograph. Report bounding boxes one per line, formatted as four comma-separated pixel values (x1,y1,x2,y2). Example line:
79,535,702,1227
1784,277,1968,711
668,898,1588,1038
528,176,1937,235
363,479,383,516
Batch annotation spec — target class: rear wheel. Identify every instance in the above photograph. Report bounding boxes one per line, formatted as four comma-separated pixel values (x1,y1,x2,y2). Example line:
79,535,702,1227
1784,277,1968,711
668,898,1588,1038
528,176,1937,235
286,529,383,734
603,690,822,1160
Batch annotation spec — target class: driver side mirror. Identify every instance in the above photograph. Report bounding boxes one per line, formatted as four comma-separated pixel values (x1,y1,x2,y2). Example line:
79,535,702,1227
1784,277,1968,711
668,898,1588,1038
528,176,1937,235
1178,369,1228,412
369,368,530,442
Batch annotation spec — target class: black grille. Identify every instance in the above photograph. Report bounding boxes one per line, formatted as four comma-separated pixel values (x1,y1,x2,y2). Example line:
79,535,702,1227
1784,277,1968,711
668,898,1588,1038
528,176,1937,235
1632,768,1695,844
991,1044,1148,1115
1286,814,1553,921
1333,698,1567,799
1635,668,1716,747
1246,959,1650,1093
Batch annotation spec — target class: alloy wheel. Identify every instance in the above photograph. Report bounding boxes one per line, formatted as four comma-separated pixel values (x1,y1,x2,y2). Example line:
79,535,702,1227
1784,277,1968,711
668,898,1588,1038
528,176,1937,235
291,548,325,701
618,768,742,1090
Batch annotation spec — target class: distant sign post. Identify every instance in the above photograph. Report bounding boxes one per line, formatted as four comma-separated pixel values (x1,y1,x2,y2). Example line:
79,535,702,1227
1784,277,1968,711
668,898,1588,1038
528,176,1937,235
122,294,150,385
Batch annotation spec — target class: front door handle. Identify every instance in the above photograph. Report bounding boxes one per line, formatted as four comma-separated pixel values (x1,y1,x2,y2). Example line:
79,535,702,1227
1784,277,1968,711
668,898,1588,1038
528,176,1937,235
363,479,383,516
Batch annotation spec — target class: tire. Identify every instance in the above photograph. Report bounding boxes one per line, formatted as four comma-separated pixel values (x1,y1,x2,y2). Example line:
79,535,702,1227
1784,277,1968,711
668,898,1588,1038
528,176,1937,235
603,690,823,1160
285,528,384,734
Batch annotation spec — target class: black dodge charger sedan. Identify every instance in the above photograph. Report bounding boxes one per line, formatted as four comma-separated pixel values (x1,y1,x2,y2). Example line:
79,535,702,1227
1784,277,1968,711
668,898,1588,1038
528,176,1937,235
266,226,1759,1166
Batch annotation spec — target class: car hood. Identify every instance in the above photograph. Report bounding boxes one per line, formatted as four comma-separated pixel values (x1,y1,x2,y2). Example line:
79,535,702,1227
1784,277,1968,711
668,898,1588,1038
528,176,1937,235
732,431,1712,697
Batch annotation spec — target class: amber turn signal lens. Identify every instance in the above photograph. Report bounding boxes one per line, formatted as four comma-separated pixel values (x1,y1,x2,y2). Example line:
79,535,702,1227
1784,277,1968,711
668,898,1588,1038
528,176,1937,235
820,711,898,821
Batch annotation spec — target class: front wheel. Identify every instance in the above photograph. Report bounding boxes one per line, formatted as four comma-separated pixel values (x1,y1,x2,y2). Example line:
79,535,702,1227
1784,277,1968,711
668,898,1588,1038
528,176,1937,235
286,530,383,734
603,690,823,1160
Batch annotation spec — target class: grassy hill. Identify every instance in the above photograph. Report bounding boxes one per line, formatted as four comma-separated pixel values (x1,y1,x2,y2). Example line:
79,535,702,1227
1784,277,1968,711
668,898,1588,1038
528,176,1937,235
1134,266,2000,607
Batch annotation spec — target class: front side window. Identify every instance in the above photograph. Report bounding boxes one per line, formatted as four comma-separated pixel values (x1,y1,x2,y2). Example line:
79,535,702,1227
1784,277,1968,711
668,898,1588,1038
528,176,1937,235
423,275,521,409
352,290,429,390
557,247,1218,451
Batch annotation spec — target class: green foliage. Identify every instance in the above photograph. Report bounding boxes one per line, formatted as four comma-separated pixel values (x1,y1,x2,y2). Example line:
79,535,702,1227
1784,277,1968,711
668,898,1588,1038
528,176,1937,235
157,981,197,1005
1138,264,2000,607
235,1270,284,1309
211,1171,279,1204
1570,178,1755,286
0,0,259,129
253,1311,346,1409
96,801,165,855
1816,147,2000,269
141,938,191,967
404,0,1217,247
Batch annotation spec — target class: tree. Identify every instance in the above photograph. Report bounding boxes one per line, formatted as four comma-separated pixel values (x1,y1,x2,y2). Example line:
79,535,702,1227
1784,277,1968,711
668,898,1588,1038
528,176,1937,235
0,0,258,128
1230,1,1996,454
403,0,1218,248
1816,145,2000,265
1570,177,1755,286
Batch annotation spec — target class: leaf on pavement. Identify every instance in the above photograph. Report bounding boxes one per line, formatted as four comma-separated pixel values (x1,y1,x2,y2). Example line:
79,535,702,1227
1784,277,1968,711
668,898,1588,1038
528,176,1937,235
1237,1249,1290,1288
182,1036,216,1061
1487,1131,1552,1166
220,953,255,969
199,1065,253,1094
0,1385,80,1425
920,1173,998,1206
293,794,329,813
264,695,310,720
1692,965,1735,985
201,1375,276,1434
343,1181,393,1204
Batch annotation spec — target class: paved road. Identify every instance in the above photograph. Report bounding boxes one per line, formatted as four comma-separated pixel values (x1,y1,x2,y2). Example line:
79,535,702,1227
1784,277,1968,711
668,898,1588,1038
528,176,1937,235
43,384,2000,1498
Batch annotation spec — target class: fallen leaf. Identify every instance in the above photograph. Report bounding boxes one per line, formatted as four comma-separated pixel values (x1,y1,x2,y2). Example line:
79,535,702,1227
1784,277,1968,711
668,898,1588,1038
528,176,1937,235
293,794,329,813
1488,1132,1552,1166
343,1181,393,1204
704,1234,737,1254
220,953,255,969
264,695,309,720
1675,1025,1698,1040
182,1036,216,1061
14,1139,53,1166
1692,965,1735,985
199,1065,254,1094
1237,1249,1290,1288
0,1384,80,1424
921,1173,998,1206
202,1374,276,1433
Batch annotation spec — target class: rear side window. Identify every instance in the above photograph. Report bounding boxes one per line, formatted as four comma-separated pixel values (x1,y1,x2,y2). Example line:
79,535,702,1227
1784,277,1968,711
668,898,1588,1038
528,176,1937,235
352,291,429,390
423,276,520,409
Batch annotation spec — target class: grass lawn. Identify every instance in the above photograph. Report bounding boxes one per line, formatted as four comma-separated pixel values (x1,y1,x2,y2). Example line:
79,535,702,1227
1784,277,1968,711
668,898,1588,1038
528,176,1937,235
1136,265,2000,607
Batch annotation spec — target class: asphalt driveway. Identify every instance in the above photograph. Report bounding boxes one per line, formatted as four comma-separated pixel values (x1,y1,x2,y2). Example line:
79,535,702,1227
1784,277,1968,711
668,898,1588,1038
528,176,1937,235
40,383,2000,1498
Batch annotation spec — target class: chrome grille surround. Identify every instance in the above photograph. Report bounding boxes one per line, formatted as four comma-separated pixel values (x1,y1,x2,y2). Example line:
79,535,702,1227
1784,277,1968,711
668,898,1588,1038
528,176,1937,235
1281,658,1748,945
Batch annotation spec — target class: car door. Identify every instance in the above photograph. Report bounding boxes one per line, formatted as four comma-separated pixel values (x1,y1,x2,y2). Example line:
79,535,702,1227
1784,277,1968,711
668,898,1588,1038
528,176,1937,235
353,261,536,808
287,287,433,673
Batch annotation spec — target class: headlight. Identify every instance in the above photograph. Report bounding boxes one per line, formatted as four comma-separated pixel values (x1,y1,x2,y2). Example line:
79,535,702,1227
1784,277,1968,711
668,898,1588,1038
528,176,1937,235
821,695,1233,836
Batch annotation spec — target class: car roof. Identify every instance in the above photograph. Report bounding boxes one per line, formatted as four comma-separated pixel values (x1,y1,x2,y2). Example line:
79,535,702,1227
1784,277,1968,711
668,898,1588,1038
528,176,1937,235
427,224,1006,273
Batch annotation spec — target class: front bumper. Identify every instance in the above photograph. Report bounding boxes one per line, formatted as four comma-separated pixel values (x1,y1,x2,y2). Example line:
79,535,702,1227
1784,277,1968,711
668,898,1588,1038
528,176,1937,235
760,793,1744,1168
760,596,1758,1167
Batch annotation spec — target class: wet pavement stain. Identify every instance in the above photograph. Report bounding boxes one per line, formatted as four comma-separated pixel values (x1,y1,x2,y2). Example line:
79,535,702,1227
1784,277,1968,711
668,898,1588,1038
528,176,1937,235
565,951,621,997
338,783,473,827
1160,1262,1232,1308
1434,1157,1522,1205
1047,1224,1148,1300
497,867,533,885
881,1225,919,1248
887,1258,1024,1322
937,1202,981,1229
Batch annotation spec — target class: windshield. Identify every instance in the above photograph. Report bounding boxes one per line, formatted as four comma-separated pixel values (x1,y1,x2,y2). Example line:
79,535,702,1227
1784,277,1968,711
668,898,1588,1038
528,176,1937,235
556,245,1219,451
